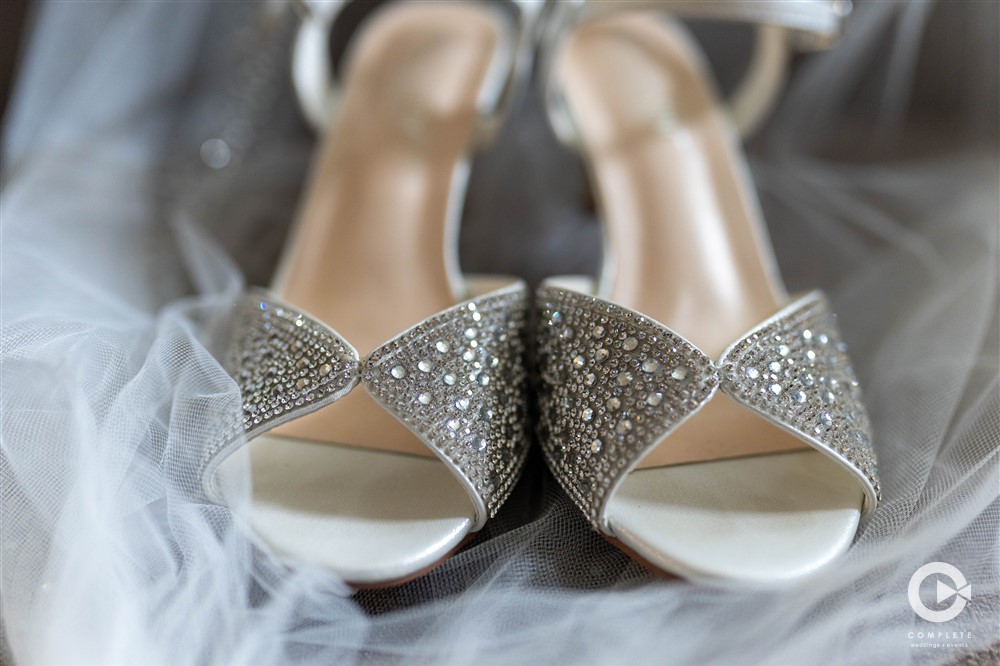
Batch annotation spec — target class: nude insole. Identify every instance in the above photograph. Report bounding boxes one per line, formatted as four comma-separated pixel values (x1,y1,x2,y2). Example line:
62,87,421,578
273,3,501,456
557,14,805,467
605,451,862,584
558,13,865,578
245,436,474,584
227,4,505,583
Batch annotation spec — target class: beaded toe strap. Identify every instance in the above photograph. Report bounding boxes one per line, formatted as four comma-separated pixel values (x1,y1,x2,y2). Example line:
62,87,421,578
536,286,879,532
201,281,530,530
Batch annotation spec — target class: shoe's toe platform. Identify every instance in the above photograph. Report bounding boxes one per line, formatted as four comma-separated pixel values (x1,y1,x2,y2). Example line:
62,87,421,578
605,450,862,585
238,435,475,586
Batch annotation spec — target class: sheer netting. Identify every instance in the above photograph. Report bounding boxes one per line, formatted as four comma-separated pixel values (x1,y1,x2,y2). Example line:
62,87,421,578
2,1,997,664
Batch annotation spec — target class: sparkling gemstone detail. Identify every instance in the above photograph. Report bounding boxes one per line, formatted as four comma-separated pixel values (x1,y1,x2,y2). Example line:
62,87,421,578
418,393,432,405
358,283,531,520
536,287,879,531
536,286,718,528
417,360,432,373
719,291,879,502
390,366,406,379
203,290,361,497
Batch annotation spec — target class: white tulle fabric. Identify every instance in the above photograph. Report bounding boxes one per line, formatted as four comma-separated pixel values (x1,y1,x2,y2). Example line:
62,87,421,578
2,2,997,664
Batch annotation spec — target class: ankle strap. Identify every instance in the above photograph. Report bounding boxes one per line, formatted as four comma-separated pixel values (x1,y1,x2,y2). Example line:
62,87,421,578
543,0,852,143
291,0,542,144
574,0,850,48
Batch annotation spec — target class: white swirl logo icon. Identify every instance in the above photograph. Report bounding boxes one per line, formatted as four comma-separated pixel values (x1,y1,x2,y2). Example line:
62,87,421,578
908,562,971,623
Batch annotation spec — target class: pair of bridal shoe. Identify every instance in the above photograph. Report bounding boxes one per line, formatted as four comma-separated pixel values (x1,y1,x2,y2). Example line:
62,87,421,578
199,0,879,588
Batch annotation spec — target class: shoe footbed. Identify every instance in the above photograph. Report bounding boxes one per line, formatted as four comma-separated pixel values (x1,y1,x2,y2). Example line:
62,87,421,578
272,2,501,457
224,3,503,584
558,13,865,578
234,435,476,586
604,450,862,585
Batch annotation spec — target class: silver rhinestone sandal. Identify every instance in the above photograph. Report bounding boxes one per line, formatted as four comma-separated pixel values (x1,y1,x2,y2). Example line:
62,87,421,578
200,0,538,588
536,1,879,584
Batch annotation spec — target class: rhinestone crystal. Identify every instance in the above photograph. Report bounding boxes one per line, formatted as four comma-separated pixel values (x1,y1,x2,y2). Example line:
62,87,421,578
363,284,530,520
535,287,719,528
719,291,878,501
536,287,879,531
202,290,361,497
206,283,530,528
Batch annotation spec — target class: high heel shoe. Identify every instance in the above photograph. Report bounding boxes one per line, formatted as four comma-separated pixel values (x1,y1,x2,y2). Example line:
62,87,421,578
199,0,538,588
535,0,879,584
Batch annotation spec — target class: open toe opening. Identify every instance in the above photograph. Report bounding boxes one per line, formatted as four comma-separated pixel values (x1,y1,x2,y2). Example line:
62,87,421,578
605,450,863,585
227,435,476,585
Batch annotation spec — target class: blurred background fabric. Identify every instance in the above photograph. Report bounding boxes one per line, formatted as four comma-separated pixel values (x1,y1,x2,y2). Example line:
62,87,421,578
1,1,997,664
